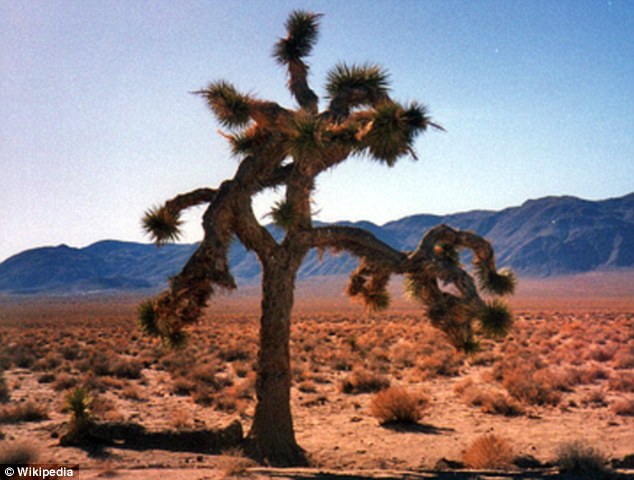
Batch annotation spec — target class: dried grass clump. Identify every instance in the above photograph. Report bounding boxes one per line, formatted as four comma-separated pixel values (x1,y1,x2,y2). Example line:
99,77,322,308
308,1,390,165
0,401,48,424
608,371,634,393
501,366,562,406
613,398,634,416
459,382,524,417
340,369,390,394
555,441,611,478
370,386,428,424
463,434,514,470
0,442,38,465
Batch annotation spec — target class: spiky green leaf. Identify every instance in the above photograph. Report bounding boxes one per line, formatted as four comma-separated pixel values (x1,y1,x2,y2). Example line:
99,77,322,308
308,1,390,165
477,266,517,296
326,63,390,101
364,290,391,312
286,112,323,158
138,299,161,337
197,80,251,128
268,200,298,230
362,102,411,166
478,299,514,338
163,330,188,350
142,206,183,245
274,10,322,64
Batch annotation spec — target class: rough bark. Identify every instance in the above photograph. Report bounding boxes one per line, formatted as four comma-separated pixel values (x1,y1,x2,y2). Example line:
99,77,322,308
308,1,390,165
245,255,308,467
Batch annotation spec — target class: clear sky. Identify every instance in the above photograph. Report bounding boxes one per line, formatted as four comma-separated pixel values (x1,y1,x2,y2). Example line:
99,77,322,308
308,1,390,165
1,0,633,262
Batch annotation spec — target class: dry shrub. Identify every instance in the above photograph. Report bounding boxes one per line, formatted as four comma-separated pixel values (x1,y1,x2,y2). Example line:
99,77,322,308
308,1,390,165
370,386,428,424
171,375,196,396
298,380,317,393
53,372,79,391
340,369,390,394
613,347,634,369
581,389,607,407
463,434,514,470
501,366,562,406
0,401,48,424
457,380,524,416
110,356,143,379
389,340,416,367
613,398,634,416
417,348,463,379
169,408,193,430
121,384,144,401
0,442,38,465
555,441,611,477
608,371,634,393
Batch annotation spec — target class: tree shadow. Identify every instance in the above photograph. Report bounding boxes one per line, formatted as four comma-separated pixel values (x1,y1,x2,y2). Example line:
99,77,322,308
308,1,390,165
379,421,455,435
59,419,243,454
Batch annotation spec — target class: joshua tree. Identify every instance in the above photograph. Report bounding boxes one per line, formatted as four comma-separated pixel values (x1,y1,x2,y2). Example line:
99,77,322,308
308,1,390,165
140,10,515,466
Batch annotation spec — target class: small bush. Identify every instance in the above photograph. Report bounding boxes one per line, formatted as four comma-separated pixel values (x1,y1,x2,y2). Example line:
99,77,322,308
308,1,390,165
110,357,143,379
0,401,48,424
463,434,514,470
340,369,390,394
53,372,79,391
501,367,562,406
370,386,427,424
556,441,611,478
613,398,634,416
0,442,38,465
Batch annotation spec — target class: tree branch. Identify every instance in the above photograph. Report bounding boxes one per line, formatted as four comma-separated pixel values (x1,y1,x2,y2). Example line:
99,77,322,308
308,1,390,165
309,225,406,269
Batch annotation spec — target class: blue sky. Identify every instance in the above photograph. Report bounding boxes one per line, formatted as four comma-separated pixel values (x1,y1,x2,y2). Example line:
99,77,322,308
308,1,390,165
1,0,633,261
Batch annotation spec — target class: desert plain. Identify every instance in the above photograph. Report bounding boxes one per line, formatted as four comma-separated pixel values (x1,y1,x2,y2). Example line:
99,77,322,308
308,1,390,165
1,271,633,479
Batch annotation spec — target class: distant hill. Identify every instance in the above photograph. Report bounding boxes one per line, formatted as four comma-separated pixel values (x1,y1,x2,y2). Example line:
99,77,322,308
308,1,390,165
1,193,632,294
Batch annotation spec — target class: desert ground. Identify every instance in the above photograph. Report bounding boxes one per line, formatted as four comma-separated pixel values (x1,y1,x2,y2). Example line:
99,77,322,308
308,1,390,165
1,271,633,479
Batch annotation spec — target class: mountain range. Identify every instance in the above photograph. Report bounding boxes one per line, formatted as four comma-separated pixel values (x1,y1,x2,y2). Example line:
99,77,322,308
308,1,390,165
1,193,632,294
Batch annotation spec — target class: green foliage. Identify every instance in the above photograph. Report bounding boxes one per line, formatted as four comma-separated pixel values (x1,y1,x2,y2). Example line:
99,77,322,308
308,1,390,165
268,200,298,230
362,102,414,166
64,387,92,423
402,101,432,131
274,10,322,64
326,63,390,102
363,290,391,312
461,337,482,355
142,205,183,245
164,330,188,350
198,80,251,128
226,128,261,157
477,266,517,296
286,113,323,158
138,299,160,337
478,300,513,338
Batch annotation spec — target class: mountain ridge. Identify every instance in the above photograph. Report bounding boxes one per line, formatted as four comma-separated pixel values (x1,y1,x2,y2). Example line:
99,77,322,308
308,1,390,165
1,193,632,294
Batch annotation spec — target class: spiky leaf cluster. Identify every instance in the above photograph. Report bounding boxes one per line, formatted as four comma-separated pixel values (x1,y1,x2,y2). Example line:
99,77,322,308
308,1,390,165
274,10,321,64
360,102,418,165
269,200,299,230
198,80,251,129
286,113,323,158
326,63,390,102
478,299,513,338
138,299,161,337
64,387,93,423
142,206,183,245
476,265,517,296
346,268,391,312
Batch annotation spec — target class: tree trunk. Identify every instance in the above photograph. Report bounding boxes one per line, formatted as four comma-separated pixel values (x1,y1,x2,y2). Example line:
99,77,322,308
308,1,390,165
245,258,307,466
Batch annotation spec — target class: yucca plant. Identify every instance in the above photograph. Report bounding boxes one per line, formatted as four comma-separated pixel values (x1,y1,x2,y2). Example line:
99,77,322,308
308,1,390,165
140,10,515,466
